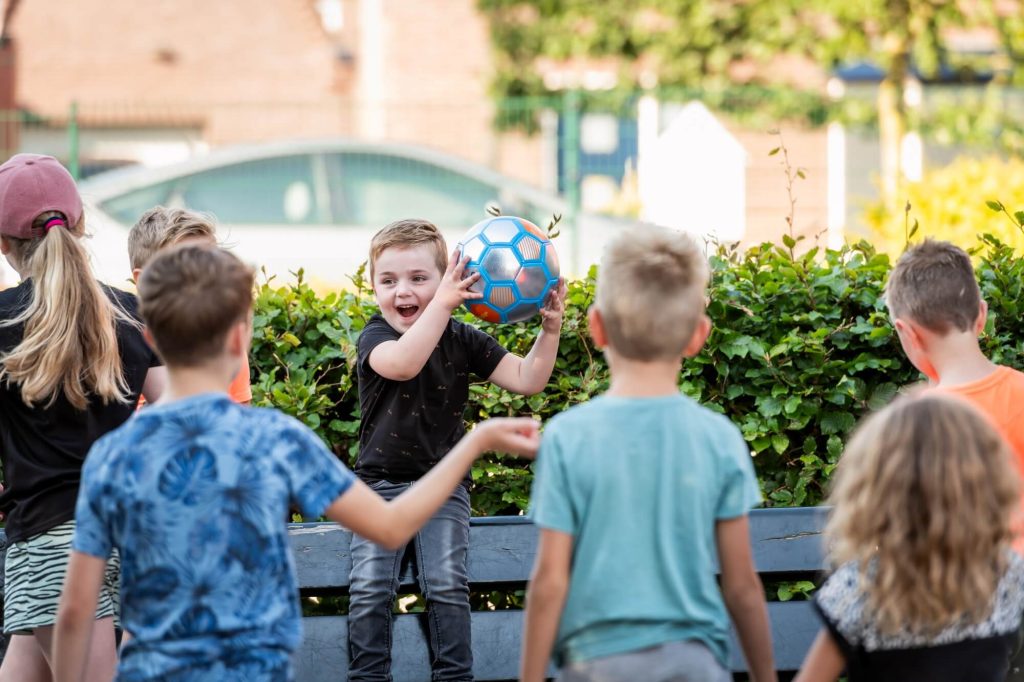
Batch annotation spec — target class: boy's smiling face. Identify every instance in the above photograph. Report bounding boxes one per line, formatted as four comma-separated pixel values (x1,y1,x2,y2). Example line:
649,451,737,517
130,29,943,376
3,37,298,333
372,244,445,333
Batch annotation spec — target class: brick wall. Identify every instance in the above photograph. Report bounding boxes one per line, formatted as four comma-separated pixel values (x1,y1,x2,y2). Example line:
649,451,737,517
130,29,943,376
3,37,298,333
359,0,545,185
8,0,349,144
732,126,830,247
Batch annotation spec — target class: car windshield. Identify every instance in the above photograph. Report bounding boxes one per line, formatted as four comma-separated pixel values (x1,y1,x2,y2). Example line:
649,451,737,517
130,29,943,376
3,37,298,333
99,178,178,225
100,155,324,226
97,150,557,232
326,152,501,227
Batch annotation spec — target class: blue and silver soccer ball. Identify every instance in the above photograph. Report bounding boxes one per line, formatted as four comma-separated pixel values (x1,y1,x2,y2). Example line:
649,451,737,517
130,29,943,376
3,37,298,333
457,216,560,324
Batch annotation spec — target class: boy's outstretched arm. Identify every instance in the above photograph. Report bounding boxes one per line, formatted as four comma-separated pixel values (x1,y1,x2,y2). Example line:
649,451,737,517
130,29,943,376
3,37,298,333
716,515,777,682
369,252,482,381
793,630,844,682
53,551,106,682
325,418,539,549
488,279,566,396
520,528,572,682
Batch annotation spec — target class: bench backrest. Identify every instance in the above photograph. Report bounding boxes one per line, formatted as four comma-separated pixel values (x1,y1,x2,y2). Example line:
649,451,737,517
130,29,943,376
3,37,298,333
0,507,827,679
289,506,828,681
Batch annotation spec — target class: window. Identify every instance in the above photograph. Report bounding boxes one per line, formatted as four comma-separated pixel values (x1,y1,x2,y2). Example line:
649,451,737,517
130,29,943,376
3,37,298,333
178,155,323,225
99,180,178,225
328,153,499,228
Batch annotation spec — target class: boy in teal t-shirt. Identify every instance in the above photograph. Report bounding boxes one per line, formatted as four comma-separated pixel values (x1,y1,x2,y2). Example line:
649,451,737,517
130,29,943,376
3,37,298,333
520,225,776,682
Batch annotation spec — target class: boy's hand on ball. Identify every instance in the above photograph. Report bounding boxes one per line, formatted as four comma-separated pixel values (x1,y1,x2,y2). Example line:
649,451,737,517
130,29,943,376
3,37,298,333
474,417,541,459
540,278,567,333
436,249,483,311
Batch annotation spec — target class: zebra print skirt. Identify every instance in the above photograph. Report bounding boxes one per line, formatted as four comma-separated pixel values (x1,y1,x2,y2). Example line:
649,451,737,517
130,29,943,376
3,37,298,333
3,520,120,634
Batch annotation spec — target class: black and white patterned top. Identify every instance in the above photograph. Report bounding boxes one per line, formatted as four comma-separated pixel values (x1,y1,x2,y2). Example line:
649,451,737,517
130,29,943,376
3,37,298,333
814,552,1024,681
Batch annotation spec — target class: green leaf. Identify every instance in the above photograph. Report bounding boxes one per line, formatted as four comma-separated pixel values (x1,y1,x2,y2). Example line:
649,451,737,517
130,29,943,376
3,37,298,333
820,411,856,435
867,382,899,410
771,434,789,454
756,395,785,418
768,147,780,156
986,200,1004,212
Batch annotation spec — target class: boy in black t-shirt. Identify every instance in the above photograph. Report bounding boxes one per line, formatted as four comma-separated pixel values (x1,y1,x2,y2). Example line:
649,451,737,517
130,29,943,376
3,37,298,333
349,218,565,681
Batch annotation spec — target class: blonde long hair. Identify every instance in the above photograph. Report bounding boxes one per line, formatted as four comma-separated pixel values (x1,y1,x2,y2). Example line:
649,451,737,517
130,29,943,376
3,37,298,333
826,394,1020,635
1,212,132,409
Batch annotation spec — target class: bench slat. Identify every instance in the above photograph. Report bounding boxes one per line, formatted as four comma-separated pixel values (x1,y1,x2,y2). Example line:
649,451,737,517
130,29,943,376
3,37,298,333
289,507,828,591
294,601,821,681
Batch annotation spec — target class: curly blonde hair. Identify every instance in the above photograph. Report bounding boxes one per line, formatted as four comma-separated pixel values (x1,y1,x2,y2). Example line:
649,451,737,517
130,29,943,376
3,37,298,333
826,394,1020,636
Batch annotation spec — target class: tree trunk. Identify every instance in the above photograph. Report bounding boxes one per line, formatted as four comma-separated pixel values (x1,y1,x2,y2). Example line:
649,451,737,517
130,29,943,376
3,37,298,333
878,0,912,209
877,76,905,209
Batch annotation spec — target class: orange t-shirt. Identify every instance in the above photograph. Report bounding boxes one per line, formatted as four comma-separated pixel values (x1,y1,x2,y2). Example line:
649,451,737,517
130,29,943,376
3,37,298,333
937,366,1024,467
137,355,252,408
937,366,1024,552
227,355,254,403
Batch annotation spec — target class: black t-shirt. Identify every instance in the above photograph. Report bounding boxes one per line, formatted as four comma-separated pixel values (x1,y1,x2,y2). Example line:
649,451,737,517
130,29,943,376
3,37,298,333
355,314,508,485
813,555,1024,682
0,280,160,543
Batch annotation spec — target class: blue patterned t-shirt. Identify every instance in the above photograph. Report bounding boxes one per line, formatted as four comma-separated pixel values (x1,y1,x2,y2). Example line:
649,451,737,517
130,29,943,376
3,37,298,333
72,393,355,682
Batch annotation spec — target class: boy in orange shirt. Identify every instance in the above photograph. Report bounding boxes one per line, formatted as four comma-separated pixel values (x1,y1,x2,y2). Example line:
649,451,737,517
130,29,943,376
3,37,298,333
128,206,251,404
885,239,1024,461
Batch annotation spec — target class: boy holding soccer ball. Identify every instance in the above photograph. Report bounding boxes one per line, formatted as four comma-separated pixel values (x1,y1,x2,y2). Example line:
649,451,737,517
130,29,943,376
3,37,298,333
348,218,565,681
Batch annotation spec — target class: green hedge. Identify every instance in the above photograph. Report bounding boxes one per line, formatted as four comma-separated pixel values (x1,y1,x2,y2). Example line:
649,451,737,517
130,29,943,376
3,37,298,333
250,236,1024,517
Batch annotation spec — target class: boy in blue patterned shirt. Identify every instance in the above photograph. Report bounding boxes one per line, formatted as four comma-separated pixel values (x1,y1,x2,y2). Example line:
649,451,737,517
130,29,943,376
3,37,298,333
51,245,539,682
520,225,776,682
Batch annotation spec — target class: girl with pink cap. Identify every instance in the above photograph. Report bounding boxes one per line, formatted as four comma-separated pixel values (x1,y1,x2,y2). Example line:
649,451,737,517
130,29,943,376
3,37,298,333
0,154,165,681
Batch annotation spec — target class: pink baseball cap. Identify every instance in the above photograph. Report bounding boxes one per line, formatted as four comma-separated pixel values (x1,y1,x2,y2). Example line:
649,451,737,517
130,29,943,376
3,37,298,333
0,154,83,238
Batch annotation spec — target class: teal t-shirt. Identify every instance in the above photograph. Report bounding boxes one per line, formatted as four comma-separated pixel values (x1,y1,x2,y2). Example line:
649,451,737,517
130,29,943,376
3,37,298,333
529,393,762,668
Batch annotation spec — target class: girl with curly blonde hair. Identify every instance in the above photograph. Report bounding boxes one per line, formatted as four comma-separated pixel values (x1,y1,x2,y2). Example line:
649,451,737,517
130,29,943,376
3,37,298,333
796,394,1024,682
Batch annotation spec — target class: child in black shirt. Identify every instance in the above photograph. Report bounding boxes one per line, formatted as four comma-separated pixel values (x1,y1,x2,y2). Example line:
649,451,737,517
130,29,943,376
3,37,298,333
349,218,565,681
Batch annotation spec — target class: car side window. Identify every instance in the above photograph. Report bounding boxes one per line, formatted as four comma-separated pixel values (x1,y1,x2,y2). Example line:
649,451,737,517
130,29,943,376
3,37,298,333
328,153,499,227
98,179,179,225
178,155,324,225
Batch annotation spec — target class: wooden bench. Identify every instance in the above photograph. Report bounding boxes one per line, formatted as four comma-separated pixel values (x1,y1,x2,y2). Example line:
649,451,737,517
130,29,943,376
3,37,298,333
0,506,827,678
289,506,828,681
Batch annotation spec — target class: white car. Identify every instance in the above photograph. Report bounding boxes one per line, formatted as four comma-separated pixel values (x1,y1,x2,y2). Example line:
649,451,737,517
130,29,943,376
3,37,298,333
73,139,631,288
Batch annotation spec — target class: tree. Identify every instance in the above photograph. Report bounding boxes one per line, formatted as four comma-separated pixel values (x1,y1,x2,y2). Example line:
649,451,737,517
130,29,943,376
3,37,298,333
478,0,1018,207
479,0,816,97
807,0,994,207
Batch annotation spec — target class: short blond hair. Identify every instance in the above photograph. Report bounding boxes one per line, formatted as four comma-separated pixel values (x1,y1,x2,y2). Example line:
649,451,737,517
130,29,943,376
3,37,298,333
368,219,447,280
827,394,1019,635
885,239,981,334
128,206,218,270
138,244,254,367
595,224,709,360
